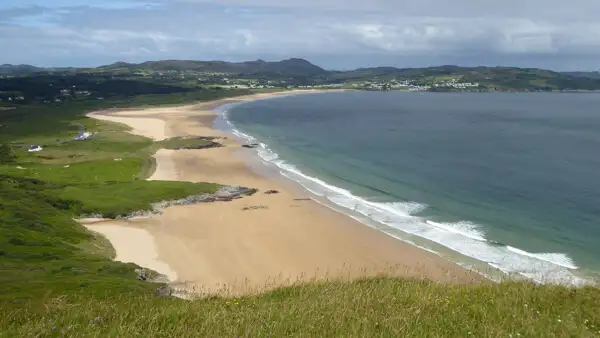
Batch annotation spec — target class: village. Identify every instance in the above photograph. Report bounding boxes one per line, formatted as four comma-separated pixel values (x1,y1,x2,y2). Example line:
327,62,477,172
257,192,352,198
210,76,480,91
345,78,481,91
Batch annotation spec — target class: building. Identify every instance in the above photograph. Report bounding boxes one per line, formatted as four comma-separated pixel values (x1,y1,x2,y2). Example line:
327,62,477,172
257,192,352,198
28,145,43,152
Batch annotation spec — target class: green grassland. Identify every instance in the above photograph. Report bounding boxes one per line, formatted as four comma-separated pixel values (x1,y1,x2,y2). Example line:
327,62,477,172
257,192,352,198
158,136,220,150
0,91,230,306
3,276,600,336
1,90,600,337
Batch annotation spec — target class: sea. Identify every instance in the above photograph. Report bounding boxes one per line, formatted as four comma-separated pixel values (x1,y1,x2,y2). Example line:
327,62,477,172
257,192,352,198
213,91,600,286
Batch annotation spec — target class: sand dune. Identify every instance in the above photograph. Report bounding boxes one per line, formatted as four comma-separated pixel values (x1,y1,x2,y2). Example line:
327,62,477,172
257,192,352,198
88,113,168,141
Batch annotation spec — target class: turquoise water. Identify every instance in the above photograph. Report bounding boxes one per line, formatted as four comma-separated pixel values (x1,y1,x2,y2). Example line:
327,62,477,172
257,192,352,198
216,91,600,285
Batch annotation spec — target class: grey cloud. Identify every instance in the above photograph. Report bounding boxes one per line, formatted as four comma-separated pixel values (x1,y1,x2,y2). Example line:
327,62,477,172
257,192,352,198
171,0,600,19
0,1,600,70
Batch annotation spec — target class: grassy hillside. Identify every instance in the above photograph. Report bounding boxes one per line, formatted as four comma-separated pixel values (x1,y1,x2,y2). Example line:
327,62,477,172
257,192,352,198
564,71,600,79
330,65,600,91
0,72,251,105
0,92,231,307
70,58,328,78
1,92,599,337
2,276,600,336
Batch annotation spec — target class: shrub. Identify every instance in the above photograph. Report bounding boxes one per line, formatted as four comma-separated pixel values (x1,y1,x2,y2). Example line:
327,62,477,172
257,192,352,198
0,143,15,164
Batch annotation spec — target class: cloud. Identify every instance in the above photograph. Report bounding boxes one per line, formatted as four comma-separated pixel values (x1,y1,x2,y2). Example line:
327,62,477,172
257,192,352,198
0,0,599,70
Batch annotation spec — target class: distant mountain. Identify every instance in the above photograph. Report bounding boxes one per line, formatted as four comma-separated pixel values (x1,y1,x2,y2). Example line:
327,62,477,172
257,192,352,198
328,65,600,91
0,64,42,75
1,58,328,77
99,58,328,77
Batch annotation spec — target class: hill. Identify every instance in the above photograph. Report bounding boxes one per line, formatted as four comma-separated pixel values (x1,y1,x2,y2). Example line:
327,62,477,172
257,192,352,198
2,59,600,92
563,71,600,79
0,64,42,75
330,65,600,91
98,58,328,77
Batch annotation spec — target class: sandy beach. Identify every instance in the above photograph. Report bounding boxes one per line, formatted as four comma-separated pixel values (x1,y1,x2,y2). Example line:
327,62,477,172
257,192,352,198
84,90,483,296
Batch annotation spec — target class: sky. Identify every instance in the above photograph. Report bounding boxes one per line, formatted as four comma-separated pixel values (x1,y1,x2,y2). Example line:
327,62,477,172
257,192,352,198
1,0,600,70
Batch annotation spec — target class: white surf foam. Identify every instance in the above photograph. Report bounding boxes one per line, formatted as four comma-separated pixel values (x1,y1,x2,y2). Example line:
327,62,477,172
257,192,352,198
231,128,256,143
426,220,487,242
214,105,593,287
506,246,578,270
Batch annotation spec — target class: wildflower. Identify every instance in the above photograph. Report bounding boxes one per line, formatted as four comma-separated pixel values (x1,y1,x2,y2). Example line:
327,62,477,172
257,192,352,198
557,319,562,323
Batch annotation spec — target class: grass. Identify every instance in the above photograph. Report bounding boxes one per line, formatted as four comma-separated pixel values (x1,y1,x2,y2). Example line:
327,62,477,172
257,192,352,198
1,279,600,337
158,136,221,150
0,92,227,309
58,180,219,218
0,158,146,183
0,174,159,301
1,90,599,337
77,231,116,260
103,88,251,108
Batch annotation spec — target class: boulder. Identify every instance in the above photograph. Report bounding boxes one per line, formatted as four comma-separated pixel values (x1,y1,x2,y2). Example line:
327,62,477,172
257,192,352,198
155,285,173,298
135,268,147,281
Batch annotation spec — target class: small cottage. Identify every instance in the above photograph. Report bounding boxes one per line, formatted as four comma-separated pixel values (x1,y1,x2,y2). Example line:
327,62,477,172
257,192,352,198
28,145,42,152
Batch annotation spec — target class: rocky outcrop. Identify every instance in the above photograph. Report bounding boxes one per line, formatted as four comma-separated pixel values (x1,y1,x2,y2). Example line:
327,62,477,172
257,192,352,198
116,186,258,219
135,268,148,281
242,205,268,211
167,141,223,150
155,285,173,298
242,143,260,149
152,185,258,211
80,186,258,220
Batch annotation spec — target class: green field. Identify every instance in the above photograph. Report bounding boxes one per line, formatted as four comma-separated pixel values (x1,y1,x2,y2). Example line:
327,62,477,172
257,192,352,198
1,90,599,337
0,91,229,313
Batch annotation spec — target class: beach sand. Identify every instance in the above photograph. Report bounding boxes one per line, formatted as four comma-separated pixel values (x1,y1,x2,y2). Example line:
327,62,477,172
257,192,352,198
84,90,483,296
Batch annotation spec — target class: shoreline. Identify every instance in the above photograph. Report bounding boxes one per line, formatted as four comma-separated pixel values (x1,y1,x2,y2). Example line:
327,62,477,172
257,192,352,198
218,93,597,287
83,90,484,296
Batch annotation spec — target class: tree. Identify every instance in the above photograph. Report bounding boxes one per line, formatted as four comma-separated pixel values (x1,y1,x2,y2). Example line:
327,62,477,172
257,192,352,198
0,143,16,164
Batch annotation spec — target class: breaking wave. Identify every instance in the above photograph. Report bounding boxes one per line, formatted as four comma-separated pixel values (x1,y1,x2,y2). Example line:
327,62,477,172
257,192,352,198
215,105,591,287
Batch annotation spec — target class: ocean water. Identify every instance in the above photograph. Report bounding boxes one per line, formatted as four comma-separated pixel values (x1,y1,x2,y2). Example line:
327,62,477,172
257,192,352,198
214,91,600,285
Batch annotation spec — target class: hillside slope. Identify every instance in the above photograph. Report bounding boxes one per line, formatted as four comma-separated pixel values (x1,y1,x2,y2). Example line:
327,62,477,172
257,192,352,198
99,58,328,77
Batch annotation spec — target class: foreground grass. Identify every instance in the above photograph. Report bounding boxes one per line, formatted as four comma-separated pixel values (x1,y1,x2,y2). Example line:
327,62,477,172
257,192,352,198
2,279,600,337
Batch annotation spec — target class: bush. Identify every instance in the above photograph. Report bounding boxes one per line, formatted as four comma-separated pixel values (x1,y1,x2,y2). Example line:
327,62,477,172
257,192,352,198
0,144,15,164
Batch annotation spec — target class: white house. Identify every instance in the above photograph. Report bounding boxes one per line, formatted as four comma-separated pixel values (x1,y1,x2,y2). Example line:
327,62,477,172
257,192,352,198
75,132,92,141
28,145,42,152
